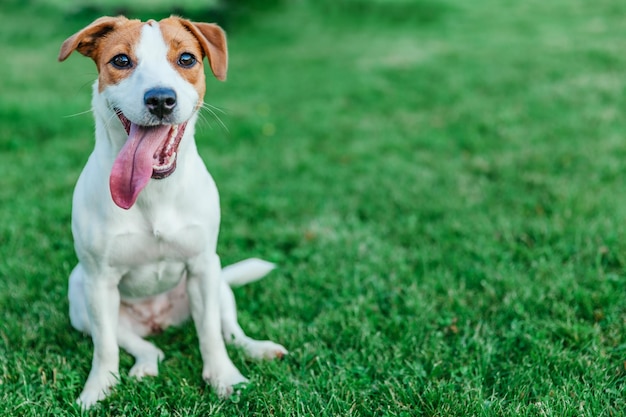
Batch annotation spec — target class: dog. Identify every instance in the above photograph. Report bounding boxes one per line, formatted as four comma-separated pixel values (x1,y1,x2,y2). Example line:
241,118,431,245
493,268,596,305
58,16,287,408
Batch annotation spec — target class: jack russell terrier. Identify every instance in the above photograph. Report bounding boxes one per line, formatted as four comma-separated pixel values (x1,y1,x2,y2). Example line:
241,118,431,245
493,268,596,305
58,16,287,408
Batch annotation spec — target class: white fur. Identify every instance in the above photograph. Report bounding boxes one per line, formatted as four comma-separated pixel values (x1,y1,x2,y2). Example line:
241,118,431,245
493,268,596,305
67,21,286,408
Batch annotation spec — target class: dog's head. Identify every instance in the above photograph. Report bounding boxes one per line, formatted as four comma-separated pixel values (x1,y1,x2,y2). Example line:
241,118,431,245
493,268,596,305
59,16,227,209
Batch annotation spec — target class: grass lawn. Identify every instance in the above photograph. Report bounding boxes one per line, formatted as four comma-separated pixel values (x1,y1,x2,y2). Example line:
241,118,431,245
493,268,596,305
1,0,625,415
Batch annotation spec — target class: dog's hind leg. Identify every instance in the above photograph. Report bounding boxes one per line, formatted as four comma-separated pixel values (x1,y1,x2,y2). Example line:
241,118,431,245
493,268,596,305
68,264,91,334
117,313,165,379
220,280,288,360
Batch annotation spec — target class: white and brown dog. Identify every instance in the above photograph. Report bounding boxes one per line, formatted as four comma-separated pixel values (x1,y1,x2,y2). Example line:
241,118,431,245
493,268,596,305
58,16,287,408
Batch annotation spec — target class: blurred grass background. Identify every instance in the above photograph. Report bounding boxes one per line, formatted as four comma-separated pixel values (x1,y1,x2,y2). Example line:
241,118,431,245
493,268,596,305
1,0,625,415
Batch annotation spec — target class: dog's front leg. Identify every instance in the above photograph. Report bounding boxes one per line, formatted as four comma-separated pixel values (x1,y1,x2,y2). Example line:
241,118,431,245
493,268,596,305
78,273,121,408
187,253,247,397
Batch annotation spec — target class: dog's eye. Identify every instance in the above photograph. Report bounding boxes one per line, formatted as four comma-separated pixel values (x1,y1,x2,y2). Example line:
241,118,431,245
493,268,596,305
110,54,132,69
178,53,197,68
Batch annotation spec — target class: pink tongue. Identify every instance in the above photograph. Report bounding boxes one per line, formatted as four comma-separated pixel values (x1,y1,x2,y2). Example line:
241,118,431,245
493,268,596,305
109,123,171,209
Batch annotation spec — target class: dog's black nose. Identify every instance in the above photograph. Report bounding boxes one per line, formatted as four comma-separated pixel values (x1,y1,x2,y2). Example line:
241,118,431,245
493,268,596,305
144,88,177,118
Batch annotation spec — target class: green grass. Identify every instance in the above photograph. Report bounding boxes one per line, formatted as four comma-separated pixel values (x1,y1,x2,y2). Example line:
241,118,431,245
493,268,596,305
1,0,625,415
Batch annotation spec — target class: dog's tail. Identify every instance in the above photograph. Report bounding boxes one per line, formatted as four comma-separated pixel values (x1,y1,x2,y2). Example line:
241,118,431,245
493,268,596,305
222,258,276,287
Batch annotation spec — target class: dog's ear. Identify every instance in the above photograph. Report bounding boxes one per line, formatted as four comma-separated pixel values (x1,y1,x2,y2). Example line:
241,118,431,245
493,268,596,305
58,16,127,62
180,21,228,81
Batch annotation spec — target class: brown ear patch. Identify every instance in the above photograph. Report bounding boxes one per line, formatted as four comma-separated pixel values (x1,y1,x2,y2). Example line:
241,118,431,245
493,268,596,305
58,16,129,62
59,17,147,91
175,18,228,81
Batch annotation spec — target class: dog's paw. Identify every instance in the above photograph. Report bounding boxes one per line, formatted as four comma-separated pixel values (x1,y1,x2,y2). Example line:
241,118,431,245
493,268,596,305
129,361,159,379
245,340,288,360
77,389,107,410
129,348,164,379
76,376,116,409
203,365,249,398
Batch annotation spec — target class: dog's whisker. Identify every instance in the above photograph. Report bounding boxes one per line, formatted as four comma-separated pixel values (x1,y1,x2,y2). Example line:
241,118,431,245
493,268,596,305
103,111,119,130
200,103,229,132
202,102,227,115
63,109,94,118
196,111,214,130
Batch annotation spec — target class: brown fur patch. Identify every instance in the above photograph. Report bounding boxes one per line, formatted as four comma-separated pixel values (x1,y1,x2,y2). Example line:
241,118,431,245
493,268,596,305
93,20,144,92
159,18,207,105
58,17,144,91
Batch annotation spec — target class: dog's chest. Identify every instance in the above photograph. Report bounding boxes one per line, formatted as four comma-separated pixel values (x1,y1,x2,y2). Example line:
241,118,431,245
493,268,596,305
110,217,210,298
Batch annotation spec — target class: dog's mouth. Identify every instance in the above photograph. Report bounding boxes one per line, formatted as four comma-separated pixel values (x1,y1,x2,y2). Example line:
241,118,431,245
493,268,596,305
109,110,188,210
